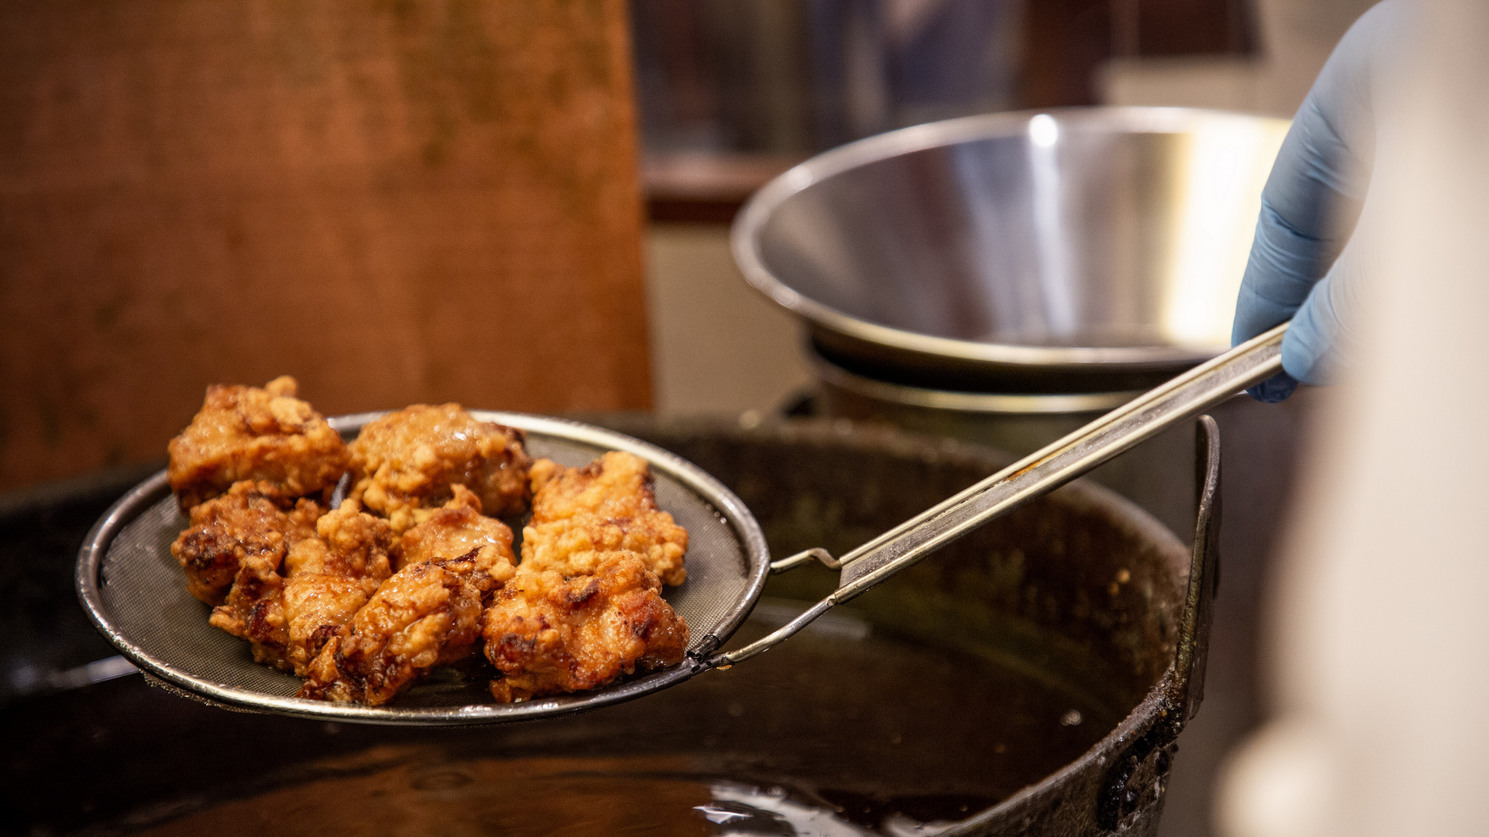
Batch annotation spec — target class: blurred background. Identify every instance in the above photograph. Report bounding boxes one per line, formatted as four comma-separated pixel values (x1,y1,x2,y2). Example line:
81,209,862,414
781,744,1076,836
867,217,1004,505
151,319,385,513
633,0,1373,419
0,1,1380,835
0,0,1376,492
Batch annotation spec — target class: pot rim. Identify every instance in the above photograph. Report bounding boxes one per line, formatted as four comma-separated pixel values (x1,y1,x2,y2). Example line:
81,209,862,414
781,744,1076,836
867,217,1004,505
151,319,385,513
809,346,1144,415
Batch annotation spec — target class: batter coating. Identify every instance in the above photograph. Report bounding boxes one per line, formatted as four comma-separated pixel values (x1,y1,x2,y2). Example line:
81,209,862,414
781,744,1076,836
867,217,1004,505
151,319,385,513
398,485,517,573
276,500,398,675
521,451,688,586
167,376,349,512
170,480,322,605
348,404,532,532
482,553,689,703
300,552,511,705
165,385,690,706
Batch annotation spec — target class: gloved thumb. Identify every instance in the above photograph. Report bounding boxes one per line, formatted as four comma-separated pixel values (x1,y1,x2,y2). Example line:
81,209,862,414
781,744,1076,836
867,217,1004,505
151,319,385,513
1279,240,1367,387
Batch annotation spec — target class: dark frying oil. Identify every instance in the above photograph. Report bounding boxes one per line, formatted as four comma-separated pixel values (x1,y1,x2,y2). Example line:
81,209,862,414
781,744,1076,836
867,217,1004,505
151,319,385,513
107,599,1127,836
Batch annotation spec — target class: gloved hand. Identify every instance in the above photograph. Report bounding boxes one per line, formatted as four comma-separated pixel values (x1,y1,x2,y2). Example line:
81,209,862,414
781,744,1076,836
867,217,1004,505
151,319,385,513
1232,1,1410,401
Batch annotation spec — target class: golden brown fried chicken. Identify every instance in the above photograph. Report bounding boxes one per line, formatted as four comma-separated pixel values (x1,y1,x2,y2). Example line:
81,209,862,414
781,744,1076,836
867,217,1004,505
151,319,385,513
348,404,532,532
207,546,292,669
164,383,696,707
206,498,395,674
397,485,517,573
285,498,397,581
276,500,397,675
521,451,688,586
170,480,322,605
174,480,320,671
299,552,511,705
482,553,689,703
279,574,369,676
167,376,351,512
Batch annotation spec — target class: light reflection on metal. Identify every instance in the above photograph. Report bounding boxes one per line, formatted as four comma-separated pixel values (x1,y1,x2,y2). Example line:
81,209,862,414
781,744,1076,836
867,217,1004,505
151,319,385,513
1161,120,1284,345
1028,112,1059,148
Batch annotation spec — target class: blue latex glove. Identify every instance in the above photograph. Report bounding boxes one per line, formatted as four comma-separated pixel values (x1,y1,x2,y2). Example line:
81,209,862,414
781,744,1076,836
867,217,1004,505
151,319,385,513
1232,1,1410,401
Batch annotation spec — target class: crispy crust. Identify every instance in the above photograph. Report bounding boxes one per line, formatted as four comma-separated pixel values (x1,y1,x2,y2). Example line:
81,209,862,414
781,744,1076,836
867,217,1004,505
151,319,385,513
482,554,688,703
167,376,349,512
347,403,532,532
166,385,688,706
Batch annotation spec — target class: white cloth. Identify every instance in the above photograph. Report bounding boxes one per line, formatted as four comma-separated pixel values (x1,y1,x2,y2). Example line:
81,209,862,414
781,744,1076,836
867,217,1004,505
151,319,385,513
1219,2,1489,834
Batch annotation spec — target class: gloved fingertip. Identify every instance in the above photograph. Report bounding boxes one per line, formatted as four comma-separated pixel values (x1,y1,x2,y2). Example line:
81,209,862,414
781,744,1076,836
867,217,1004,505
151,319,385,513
1246,370,1300,403
1280,295,1338,386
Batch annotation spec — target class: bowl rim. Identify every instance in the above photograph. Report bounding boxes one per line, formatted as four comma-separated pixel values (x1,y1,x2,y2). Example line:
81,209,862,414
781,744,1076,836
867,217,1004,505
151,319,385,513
730,105,1289,377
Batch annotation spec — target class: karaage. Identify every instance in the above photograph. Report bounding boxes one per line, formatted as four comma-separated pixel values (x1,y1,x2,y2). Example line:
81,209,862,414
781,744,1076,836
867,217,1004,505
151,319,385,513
398,484,517,573
165,384,692,707
167,376,350,512
521,451,688,586
482,553,689,703
299,551,511,705
170,480,322,605
277,499,397,675
348,404,532,532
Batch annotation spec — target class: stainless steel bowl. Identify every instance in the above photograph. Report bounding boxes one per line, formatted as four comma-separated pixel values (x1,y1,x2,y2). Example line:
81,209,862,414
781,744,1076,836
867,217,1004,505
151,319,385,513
732,107,1287,392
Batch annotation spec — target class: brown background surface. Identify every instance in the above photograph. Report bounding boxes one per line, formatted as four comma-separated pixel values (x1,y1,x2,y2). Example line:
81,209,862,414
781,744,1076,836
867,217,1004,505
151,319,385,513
0,0,652,492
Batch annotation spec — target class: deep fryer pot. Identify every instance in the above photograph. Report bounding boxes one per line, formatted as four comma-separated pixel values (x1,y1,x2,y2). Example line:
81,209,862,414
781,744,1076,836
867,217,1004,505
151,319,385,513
620,415,1224,836
11,416,1219,835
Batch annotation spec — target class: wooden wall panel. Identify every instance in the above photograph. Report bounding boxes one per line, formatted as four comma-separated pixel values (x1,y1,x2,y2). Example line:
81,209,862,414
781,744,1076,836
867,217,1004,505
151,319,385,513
0,0,652,491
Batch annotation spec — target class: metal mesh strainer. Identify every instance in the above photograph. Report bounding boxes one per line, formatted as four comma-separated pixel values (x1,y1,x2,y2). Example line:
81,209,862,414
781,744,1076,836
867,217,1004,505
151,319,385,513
76,412,770,725
76,324,1286,725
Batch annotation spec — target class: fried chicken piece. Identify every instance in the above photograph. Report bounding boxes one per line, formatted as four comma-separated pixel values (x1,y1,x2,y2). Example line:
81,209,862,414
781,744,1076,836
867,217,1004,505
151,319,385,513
276,500,397,675
172,480,321,671
397,485,517,573
205,498,395,673
299,552,511,705
208,546,293,670
170,480,322,605
167,376,350,512
521,451,688,586
284,498,397,581
347,404,532,532
482,554,689,703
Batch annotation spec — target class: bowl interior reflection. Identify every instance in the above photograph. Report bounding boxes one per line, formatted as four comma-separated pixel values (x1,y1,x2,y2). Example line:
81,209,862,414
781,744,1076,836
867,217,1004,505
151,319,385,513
734,108,1288,385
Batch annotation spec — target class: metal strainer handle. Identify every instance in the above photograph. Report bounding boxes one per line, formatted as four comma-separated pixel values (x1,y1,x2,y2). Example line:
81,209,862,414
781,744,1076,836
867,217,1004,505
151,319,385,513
703,322,1289,669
